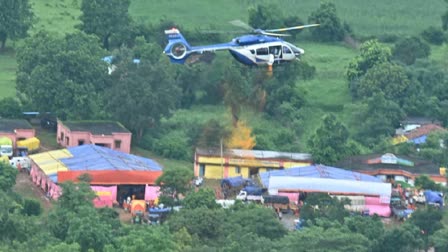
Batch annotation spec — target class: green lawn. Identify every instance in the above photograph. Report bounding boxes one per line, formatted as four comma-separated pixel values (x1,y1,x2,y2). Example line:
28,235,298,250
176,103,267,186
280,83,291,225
30,0,81,34
130,0,445,37
0,48,16,99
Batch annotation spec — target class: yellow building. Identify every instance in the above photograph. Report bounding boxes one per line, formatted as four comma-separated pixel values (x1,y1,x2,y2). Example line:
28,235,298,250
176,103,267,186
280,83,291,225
194,148,312,179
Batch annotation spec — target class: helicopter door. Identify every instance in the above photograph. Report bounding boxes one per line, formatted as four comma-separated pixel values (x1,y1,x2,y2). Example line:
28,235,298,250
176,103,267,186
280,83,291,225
282,45,295,61
269,46,282,60
255,47,270,63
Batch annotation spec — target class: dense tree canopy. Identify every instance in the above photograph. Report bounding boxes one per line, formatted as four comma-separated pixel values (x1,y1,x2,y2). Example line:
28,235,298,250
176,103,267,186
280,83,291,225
0,162,18,191
79,0,131,49
16,31,108,120
308,2,346,42
357,62,410,101
308,114,358,165
0,0,33,50
346,39,391,82
105,40,181,140
393,36,430,65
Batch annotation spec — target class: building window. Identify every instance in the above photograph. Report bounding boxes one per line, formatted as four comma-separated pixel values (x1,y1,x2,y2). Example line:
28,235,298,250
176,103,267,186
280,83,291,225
78,140,85,145
60,132,64,142
114,140,121,149
235,166,241,174
199,164,205,177
65,137,69,145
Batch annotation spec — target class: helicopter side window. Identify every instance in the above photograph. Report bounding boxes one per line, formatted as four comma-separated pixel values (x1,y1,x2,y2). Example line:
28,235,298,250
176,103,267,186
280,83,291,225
283,46,292,54
256,48,268,55
250,49,255,54
269,46,281,56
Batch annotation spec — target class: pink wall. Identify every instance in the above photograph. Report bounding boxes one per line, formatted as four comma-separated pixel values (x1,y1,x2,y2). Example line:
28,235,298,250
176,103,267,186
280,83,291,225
0,129,35,147
57,121,132,153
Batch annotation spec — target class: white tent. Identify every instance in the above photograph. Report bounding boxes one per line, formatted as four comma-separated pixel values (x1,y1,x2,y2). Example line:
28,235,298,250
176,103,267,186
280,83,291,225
268,176,391,203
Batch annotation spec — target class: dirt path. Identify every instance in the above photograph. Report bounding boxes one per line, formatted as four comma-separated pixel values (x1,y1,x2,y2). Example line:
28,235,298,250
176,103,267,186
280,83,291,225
13,172,53,212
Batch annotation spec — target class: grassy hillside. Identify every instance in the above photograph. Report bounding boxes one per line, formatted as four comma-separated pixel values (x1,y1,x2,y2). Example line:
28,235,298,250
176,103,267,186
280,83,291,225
130,0,445,37
31,0,81,34
0,48,16,99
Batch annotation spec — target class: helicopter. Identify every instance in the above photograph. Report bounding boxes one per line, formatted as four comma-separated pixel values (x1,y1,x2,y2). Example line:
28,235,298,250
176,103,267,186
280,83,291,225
163,20,319,68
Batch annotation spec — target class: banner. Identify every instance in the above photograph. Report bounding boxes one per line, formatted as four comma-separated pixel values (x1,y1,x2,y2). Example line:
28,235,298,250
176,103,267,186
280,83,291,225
145,185,160,201
91,186,117,208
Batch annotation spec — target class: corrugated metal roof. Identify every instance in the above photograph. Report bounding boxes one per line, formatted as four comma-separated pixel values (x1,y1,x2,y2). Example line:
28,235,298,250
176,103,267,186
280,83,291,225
259,165,382,188
196,148,312,161
0,119,33,132
62,121,130,135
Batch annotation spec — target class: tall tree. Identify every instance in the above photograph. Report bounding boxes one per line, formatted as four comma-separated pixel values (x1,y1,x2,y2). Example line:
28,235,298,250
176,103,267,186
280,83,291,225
0,0,33,50
357,62,410,102
351,93,405,147
156,167,193,205
308,2,346,42
105,43,181,140
0,162,18,191
16,31,108,119
346,40,391,81
248,3,284,29
308,114,357,164
392,36,430,65
79,0,131,49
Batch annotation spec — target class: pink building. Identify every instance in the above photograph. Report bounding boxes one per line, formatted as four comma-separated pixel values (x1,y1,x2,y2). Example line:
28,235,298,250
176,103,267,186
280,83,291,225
57,120,132,153
0,119,35,146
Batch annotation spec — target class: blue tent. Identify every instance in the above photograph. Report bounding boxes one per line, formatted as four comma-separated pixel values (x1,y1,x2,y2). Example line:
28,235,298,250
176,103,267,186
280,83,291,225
60,144,162,172
424,190,444,206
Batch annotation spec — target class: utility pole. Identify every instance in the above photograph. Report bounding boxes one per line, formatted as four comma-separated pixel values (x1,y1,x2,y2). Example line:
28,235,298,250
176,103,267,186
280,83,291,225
221,138,224,178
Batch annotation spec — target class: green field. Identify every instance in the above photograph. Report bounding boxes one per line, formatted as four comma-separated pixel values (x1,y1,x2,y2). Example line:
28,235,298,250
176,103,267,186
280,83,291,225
0,48,16,99
130,0,445,37
30,0,81,34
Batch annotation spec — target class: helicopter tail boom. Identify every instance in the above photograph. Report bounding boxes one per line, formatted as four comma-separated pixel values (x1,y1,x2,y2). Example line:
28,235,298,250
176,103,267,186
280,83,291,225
163,28,192,64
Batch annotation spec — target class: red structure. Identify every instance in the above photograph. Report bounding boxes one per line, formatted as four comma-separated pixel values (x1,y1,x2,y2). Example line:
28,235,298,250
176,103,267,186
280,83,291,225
57,120,132,153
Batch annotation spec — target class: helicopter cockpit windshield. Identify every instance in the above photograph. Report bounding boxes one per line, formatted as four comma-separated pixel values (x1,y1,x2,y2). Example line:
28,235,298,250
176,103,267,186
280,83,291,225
285,42,305,56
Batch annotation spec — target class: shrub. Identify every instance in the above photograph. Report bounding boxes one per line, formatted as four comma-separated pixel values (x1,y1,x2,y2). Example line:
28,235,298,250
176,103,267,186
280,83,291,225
421,26,445,45
22,198,42,216
392,36,430,65
153,130,192,160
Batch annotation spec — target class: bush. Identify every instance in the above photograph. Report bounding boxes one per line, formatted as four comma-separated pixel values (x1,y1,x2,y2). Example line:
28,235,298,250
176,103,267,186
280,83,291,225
308,2,346,42
22,198,42,216
421,26,445,45
392,36,430,65
153,130,192,160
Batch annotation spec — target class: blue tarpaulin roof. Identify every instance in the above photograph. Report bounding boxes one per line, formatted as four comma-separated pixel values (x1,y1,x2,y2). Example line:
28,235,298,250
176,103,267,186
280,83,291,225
260,165,382,188
60,144,162,172
410,135,427,144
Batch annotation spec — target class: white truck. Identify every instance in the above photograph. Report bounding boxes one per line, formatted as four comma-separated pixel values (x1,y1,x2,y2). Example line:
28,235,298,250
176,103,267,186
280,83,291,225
9,157,31,172
236,190,264,202
0,137,13,158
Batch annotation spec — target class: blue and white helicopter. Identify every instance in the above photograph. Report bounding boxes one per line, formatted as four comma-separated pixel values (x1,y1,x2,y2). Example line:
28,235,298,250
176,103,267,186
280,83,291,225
163,20,319,67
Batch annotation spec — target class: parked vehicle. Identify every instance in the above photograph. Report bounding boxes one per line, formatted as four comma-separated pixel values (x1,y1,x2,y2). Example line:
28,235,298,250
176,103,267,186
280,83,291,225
16,137,40,155
262,195,290,213
9,157,31,173
221,176,256,199
236,190,263,202
0,137,13,158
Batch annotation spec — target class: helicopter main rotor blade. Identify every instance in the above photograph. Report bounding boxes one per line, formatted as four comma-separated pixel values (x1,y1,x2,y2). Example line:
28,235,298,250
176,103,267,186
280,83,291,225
229,19,254,31
261,31,291,37
266,24,320,32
